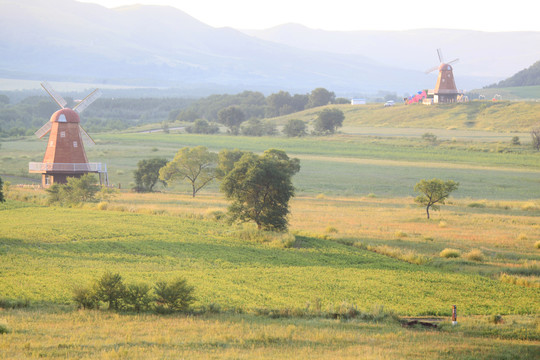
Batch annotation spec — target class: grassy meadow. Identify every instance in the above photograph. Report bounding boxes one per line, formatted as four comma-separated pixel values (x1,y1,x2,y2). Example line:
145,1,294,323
1,103,540,358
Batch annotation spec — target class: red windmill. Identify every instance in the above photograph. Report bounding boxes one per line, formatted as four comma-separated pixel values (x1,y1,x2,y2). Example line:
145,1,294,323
426,49,460,103
29,82,108,187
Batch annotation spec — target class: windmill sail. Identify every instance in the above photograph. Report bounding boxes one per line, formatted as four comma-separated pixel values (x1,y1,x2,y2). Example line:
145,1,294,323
34,121,52,138
41,82,67,109
73,89,102,114
79,126,95,146
437,48,444,63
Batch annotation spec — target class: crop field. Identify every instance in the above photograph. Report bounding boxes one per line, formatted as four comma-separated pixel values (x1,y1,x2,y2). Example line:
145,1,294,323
1,115,539,358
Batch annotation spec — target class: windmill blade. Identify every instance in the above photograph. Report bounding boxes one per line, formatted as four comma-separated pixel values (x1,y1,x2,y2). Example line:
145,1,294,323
73,89,102,114
447,58,459,65
79,125,95,146
437,48,444,63
34,121,52,139
41,81,67,109
425,65,440,74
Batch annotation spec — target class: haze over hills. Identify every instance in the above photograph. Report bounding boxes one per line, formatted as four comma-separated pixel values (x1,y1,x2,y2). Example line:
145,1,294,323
1,0,539,96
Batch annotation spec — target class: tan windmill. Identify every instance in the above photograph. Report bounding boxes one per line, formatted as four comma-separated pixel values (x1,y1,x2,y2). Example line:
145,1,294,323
426,49,460,103
29,82,108,187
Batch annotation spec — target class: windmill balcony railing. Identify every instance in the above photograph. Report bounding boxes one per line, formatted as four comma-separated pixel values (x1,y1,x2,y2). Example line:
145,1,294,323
29,162,107,173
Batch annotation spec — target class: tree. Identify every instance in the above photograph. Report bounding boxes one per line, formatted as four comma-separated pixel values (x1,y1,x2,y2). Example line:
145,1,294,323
282,119,307,137
414,179,459,219
221,149,300,231
266,91,293,117
217,149,249,179
240,118,276,136
134,158,168,192
154,277,195,312
314,108,344,134
217,106,245,135
531,127,540,151
46,174,100,205
306,88,335,108
93,272,126,311
0,176,5,203
159,146,218,197
185,119,219,134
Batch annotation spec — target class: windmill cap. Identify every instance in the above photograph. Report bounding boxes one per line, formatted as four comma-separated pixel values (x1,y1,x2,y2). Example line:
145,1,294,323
439,63,453,71
50,108,80,123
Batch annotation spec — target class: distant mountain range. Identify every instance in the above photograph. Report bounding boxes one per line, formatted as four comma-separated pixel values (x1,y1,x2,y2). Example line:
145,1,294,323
1,0,540,96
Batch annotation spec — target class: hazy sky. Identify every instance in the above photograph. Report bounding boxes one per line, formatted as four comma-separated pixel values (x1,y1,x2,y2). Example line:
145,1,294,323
80,0,539,32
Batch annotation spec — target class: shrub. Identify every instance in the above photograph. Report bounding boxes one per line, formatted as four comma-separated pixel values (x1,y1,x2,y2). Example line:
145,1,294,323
535,241,540,249
0,297,30,309
465,249,484,262
72,285,98,310
154,277,195,312
0,323,10,334
440,248,461,258
93,272,126,310
124,283,153,313
394,230,407,238
325,226,338,234
490,314,504,324
96,201,108,210
517,233,528,241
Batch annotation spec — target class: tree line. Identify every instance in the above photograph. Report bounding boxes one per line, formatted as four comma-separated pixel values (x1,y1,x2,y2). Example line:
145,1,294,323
0,87,345,138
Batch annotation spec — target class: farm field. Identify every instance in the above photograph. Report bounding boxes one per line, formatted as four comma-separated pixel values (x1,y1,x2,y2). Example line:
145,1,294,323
1,119,539,358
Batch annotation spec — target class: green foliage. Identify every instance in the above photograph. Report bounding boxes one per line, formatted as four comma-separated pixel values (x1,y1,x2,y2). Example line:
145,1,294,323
421,132,438,144
185,119,220,134
216,148,249,179
531,127,540,151
465,249,485,262
93,272,126,311
72,285,99,310
487,60,540,88
159,146,218,197
414,178,459,219
0,323,10,334
511,136,521,145
154,277,195,312
46,174,100,205
313,108,344,134
217,106,246,135
282,119,307,137
0,176,4,203
265,91,308,117
124,283,154,313
240,118,277,136
133,158,168,192
440,248,461,258
307,88,335,108
221,149,300,231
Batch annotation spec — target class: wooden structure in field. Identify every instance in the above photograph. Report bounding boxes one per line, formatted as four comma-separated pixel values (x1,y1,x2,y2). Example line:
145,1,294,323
29,82,108,187
426,49,460,103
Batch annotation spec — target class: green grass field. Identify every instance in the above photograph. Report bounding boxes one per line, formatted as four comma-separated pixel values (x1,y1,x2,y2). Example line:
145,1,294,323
1,105,539,358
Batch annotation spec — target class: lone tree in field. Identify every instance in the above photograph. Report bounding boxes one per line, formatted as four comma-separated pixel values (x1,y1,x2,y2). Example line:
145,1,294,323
282,119,307,137
314,108,344,135
531,127,540,151
414,178,459,219
0,176,5,203
133,158,168,192
221,149,300,231
217,106,245,135
159,146,218,197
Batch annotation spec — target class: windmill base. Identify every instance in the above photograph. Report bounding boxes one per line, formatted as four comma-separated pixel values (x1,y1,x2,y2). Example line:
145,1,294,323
41,171,109,188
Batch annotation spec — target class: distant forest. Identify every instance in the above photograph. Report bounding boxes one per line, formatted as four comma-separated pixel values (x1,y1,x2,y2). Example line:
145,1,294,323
486,60,540,88
0,88,354,138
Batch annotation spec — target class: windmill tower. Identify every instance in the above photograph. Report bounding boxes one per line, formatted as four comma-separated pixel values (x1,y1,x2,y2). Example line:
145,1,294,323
426,49,460,103
29,82,108,188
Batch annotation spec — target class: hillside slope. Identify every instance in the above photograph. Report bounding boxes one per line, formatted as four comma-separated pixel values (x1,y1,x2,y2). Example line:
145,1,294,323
487,60,540,88
272,101,540,132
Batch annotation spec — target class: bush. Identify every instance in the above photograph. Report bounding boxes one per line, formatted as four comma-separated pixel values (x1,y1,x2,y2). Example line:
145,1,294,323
154,277,195,312
490,314,504,324
72,285,99,309
440,248,461,258
124,283,153,313
535,241,540,249
0,323,10,334
93,272,126,310
465,249,485,262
